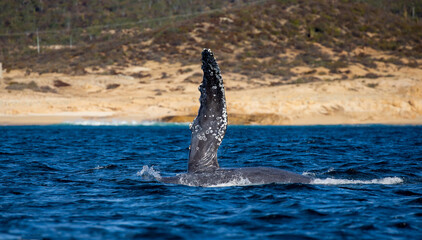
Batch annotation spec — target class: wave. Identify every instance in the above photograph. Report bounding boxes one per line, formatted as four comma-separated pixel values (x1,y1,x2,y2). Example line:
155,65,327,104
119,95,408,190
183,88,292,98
90,164,117,170
62,120,189,126
137,165,162,180
311,177,403,185
207,176,404,187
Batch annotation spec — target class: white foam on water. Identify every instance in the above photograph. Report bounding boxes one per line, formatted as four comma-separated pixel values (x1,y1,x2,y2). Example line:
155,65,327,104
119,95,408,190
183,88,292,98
302,171,316,177
311,177,403,185
303,167,338,177
137,165,162,181
93,165,107,170
175,172,257,187
63,119,140,126
206,175,404,187
62,120,189,126
207,177,255,188
207,176,404,187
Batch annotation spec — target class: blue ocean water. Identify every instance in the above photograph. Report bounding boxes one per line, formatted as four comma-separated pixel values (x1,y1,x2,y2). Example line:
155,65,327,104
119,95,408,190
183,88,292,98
0,124,421,239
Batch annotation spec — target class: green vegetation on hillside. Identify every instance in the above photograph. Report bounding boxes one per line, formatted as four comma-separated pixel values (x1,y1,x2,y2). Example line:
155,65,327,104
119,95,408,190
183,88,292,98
1,0,421,80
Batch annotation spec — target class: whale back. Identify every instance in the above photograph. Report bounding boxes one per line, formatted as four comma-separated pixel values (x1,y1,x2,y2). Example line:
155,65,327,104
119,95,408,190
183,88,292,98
188,49,227,173
160,167,312,187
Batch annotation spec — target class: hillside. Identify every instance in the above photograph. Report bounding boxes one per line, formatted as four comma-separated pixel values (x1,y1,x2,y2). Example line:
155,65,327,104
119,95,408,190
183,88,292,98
2,0,422,77
1,0,422,125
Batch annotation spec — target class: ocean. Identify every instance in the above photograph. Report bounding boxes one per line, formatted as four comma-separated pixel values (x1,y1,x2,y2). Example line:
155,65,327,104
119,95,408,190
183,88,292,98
1,124,421,239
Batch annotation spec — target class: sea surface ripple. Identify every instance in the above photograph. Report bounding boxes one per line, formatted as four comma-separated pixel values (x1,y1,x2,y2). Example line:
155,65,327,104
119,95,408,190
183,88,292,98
0,125,421,239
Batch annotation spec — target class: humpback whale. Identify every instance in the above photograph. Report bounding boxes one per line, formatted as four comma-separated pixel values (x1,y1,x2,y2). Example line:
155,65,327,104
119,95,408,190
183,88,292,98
159,49,311,187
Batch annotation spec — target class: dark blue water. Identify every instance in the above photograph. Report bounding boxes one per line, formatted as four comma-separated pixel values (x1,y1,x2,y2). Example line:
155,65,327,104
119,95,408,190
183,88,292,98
1,125,421,239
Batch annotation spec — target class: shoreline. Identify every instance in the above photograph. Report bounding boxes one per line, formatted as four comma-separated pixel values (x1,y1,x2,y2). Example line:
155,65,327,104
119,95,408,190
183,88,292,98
1,63,422,127
1,114,421,126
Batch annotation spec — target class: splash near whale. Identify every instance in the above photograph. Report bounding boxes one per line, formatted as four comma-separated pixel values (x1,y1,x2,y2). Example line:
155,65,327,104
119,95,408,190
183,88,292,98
159,49,311,187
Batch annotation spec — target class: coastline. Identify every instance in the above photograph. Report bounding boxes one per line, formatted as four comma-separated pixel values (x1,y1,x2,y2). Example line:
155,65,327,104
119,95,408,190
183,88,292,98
1,113,421,126
1,62,422,126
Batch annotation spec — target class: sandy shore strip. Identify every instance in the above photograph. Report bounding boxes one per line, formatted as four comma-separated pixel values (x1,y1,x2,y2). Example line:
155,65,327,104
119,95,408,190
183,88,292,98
1,113,422,126
1,63,422,126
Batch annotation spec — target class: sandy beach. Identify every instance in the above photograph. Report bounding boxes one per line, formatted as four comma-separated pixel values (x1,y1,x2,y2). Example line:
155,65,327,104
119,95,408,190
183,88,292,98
1,59,422,126
1,0,422,126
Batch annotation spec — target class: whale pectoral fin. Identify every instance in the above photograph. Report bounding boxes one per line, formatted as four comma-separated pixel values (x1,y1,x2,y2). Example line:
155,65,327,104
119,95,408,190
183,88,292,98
188,49,228,173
